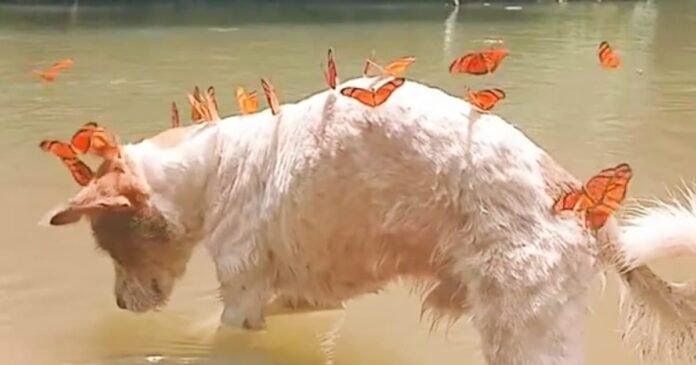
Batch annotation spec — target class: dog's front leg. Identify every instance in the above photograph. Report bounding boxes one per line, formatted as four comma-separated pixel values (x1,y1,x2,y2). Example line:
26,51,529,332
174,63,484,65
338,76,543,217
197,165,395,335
217,265,271,331
216,247,272,330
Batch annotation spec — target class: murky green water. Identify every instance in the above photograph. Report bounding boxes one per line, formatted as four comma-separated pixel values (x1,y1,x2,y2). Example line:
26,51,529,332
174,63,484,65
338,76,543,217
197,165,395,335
1,1,696,364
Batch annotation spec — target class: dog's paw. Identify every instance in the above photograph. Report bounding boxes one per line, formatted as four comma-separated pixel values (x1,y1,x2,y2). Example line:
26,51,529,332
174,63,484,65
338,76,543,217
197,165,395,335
220,306,266,331
242,317,266,330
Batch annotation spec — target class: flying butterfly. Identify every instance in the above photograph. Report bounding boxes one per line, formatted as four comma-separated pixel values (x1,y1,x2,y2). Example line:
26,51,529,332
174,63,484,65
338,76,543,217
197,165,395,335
465,88,506,112
32,58,74,83
261,78,281,116
236,87,259,115
598,41,621,69
340,77,405,108
448,47,509,75
553,163,633,230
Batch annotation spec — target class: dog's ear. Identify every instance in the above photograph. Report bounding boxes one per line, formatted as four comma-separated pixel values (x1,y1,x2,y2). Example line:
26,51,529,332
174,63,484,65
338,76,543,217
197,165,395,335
40,196,132,226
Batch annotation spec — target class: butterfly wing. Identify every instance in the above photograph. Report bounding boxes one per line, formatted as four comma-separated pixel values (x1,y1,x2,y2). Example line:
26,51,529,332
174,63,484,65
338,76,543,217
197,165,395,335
188,94,202,122
582,163,627,204
188,93,208,123
189,86,207,121
324,48,338,89
39,140,77,159
236,87,249,114
246,91,259,114
39,140,93,186
449,53,490,75
598,41,621,69
467,88,505,111
602,163,633,208
261,78,280,116
51,58,74,71
34,67,60,82
482,48,509,64
340,86,376,107
70,122,119,159
585,210,611,230
553,190,584,213
206,86,220,121
171,102,180,128
62,157,94,186
481,48,509,73
69,123,100,154
583,163,633,229
372,77,406,107
90,131,118,158
41,61,69,81
383,56,416,77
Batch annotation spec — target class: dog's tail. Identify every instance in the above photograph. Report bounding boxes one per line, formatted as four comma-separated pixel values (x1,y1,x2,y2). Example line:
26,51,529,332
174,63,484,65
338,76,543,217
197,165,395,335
604,185,696,363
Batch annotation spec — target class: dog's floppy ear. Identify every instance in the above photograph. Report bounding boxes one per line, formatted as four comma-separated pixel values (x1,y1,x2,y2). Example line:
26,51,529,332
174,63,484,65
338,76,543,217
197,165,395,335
40,195,132,226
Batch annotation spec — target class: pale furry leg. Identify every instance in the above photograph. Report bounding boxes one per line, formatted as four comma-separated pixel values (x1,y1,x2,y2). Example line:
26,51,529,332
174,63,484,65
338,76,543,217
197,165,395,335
468,274,588,365
218,271,271,331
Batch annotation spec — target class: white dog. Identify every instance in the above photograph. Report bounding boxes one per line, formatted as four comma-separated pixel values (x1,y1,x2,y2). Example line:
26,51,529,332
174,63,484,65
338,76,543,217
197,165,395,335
41,77,696,365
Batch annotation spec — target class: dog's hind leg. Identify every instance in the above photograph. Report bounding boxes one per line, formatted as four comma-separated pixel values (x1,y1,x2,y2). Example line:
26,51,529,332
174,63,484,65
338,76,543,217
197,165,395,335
464,236,595,365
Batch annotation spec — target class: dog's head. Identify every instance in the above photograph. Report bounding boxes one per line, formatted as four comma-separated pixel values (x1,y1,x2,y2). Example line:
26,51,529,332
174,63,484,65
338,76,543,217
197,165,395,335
41,130,195,313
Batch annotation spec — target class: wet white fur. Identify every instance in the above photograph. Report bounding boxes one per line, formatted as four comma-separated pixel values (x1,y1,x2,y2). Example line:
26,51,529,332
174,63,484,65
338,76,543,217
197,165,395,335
118,77,696,365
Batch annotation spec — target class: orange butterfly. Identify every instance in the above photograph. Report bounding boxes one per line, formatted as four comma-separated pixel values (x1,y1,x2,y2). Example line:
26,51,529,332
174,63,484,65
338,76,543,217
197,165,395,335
32,58,74,83
236,87,259,115
261,78,281,116
205,86,221,121
598,41,621,69
39,140,94,186
70,122,120,159
449,47,509,75
188,86,211,123
553,163,633,230
363,52,416,78
321,48,339,90
171,102,181,128
340,77,405,107
465,88,506,112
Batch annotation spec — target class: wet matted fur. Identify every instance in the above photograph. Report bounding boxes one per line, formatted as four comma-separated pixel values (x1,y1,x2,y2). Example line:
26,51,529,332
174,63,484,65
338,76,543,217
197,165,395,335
42,77,696,365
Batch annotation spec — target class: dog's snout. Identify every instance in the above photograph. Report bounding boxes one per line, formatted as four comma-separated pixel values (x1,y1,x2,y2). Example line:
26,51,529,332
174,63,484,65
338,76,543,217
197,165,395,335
116,296,127,309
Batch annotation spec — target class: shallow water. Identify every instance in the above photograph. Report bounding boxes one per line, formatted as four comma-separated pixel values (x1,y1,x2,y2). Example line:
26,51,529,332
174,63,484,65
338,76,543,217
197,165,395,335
1,1,696,364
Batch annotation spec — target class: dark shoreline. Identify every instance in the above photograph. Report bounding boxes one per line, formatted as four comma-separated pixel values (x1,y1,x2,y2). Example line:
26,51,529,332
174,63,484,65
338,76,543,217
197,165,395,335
0,0,645,5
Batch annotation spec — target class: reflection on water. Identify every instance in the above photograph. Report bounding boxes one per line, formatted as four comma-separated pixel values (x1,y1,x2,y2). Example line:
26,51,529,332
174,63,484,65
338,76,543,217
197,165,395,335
1,1,696,364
